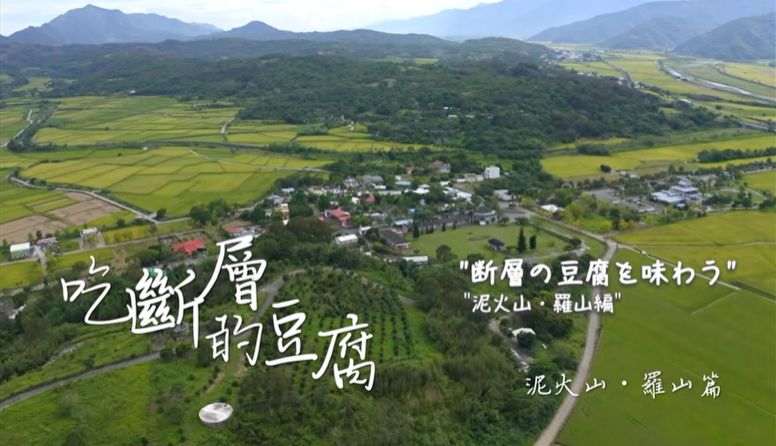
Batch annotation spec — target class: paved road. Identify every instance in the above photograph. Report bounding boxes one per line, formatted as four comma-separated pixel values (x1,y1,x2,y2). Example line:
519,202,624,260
0,270,300,410
533,239,617,446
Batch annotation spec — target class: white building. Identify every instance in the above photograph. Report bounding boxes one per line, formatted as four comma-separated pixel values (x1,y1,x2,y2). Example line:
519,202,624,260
484,165,501,180
335,234,359,246
403,255,429,264
9,242,31,259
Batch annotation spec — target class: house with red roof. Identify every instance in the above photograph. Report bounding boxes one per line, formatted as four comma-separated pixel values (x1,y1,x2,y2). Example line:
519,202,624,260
172,239,206,256
325,208,351,227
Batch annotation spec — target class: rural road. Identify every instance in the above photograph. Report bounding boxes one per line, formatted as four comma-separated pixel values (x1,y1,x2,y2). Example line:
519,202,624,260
1,108,33,148
0,353,160,410
0,270,300,410
533,239,617,446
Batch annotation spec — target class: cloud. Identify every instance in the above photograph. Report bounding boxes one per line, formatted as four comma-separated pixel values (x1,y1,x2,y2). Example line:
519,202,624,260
0,0,501,35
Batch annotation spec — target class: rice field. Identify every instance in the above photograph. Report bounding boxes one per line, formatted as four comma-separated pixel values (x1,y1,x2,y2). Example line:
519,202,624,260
0,260,44,290
20,146,328,215
606,52,747,102
0,100,34,145
666,60,776,99
32,97,429,152
559,61,623,78
617,211,776,294
559,253,776,445
719,62,776,89
542,134,776,178
744,171,776,194
0,180,75,224
35,96,237,145
227,120,434,152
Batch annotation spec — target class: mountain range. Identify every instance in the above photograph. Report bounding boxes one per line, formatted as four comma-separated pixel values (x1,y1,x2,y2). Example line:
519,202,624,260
368,0,649,39
532,0,775,48
6,4,219,45
674,13,776,60
3,2,774,62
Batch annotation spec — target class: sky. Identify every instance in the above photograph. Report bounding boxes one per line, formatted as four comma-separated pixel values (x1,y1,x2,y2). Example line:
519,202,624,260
0,0,503,35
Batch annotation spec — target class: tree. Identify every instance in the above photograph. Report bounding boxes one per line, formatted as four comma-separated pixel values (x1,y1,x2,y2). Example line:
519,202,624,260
529,234,537,250
412,223,420,239
600,164,612,173
189,206,210,226
436,245,454,262
156,208,167,219
517,228,527,253
317,194,331,212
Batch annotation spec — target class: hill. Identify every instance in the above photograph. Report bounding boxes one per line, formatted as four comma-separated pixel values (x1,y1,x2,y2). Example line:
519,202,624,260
532,0,774,44
7,4,219,45
674,13,776,60
0,36,551,77
369,0,648,39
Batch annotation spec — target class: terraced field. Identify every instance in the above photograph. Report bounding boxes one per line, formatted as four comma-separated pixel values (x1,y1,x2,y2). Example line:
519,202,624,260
20,146,329,215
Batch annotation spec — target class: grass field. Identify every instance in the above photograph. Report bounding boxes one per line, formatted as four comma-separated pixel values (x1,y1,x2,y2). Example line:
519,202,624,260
617,211,776,294
542,134,776,178
744,171,776,194
19,146,328,215
0,329,151,401
36,96,236,145
412,222,570,261
559,248,776,445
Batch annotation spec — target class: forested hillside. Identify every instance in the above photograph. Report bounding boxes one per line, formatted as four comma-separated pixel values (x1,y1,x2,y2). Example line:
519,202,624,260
30,55,718,152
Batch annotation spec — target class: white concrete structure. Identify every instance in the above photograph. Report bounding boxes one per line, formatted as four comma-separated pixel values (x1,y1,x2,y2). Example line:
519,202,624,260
199,402,233,427
9,242,31,258
335,234,359,246
403,255,429,264
484,165,501,179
